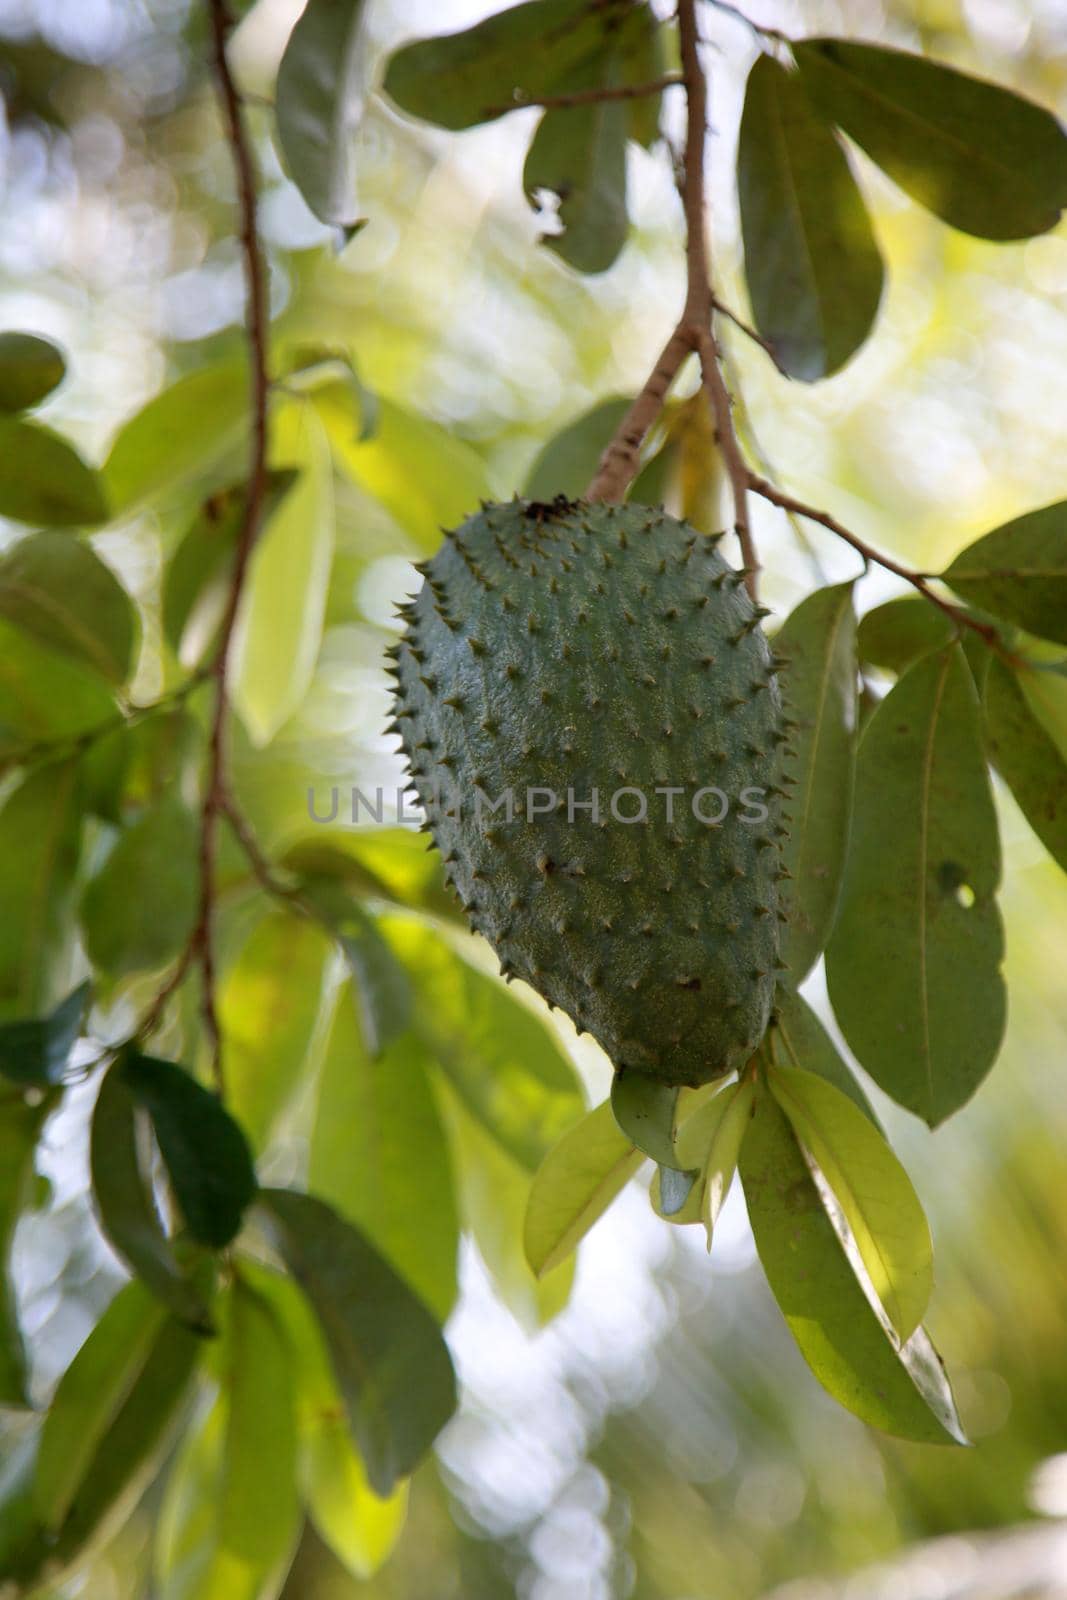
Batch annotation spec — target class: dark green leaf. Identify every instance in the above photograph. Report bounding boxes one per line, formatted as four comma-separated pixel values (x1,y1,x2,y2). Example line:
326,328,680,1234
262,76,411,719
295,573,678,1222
103,363,249,515
0,760,82,1019
942,501,1067,646
524,1098,643,1277
258,1188,457,1497
775,582,858,979
0,332,65,413
857,595,955,674
825,646,1005,1124
524,398,630,502
310,993,458,1320
740,1085,965,1443
610,1070,682,1168
770,986,879,1126
0,981,88,1087
80,796,199,976
0,621,116,758
0,1093,54,1404
33,1280,165,1532
0,418,107,527
794,38,1067,241
302,880,411,1058
984,657,1067,875
0,531,137,683
524,95,629,273
275,0,370,228
120,1052,257,1248
738,56,883,381
385,919,584,1170
383,0,644,131
90,1062,214,1331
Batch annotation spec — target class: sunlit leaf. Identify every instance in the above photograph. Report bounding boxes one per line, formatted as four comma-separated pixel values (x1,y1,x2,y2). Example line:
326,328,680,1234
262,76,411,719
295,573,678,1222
775,582,857,979
984,657,1067,875
942,501,1067,646
740,1085,965,1443
738,56,884,380
0,981,88,1087
80,796,199,976
120,1052,258,1249
0,531,138,684
90,1061,214,1331
0,417,108,527
768,1064,933,1341
794,38,1067,240
310,993,459,1320
103,363,249,515
232,404,334,745
857,595,955,675
825,646,1005,1125
0,331,65,412
258,1188,457,1497
0,1093,55,1404
0,760,82,1019
275,0,370,228
770,987,879,1126
524,1098,643,1276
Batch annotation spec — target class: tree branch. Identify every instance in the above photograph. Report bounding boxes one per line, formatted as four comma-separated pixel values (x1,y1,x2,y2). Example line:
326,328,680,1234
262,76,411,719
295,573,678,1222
482,74,682,121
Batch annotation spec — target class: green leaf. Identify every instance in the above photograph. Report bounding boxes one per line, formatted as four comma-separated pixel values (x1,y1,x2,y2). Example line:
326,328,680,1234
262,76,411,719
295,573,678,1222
50,1302,205,1571
221,1279,301,1573
275,0,370,228
700,1079,754,1249
524,1098,644,1277
524,95,629,274
103,363,249,515
383,0,641,131
217,909,332,1154
767,1064,933,1341
0,331,65,412
0,1093,55,1405
738,56,884,380
647,1081,751,1237
0,417,108,527
302,881,411,1058
857,595,956,675
0,981,88,1086
775,582,858,979
258,1188,457,1497
385,919,584,1171
0,531,138,684
90,1061,214,1332
942,501,1067,646
794,38,1067,241
242,1263,408,1581
80,796,199,976
825,646,1005,1125
0,621,116,759
120,1052,258,1249
232,405,334,745
163,472,298,665
610,1070,682,1168
33,1280,165,1531
317,387,491,555
524,398,630,502
740,1085,965,1443
771,987,879,1126
309,993,459,1321
984,657,1067,875
0,760,82,1019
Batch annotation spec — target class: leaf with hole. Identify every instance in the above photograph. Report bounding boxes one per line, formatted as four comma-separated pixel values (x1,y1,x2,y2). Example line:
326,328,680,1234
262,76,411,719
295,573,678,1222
794,38,1067,241
738,56,884,380
768,1063,932,1340
0,532,138,684
524,93,629,274
775,582,858,980
825,645,1005,1124
740,1085,965,1443
942,501,1067,647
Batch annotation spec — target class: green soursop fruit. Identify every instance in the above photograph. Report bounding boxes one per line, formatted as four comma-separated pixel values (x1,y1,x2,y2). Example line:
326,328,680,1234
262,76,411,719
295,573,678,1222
388,498,789,1088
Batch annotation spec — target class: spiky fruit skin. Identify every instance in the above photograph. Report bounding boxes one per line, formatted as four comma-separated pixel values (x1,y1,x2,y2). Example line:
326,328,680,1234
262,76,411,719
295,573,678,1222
390,499,786,1088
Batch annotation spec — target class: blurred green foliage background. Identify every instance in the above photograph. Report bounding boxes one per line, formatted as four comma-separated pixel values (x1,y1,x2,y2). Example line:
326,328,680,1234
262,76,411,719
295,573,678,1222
3,0,1067,1595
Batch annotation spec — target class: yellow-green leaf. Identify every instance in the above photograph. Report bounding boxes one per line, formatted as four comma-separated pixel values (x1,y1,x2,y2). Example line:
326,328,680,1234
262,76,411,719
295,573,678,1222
524,1098,643,1277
